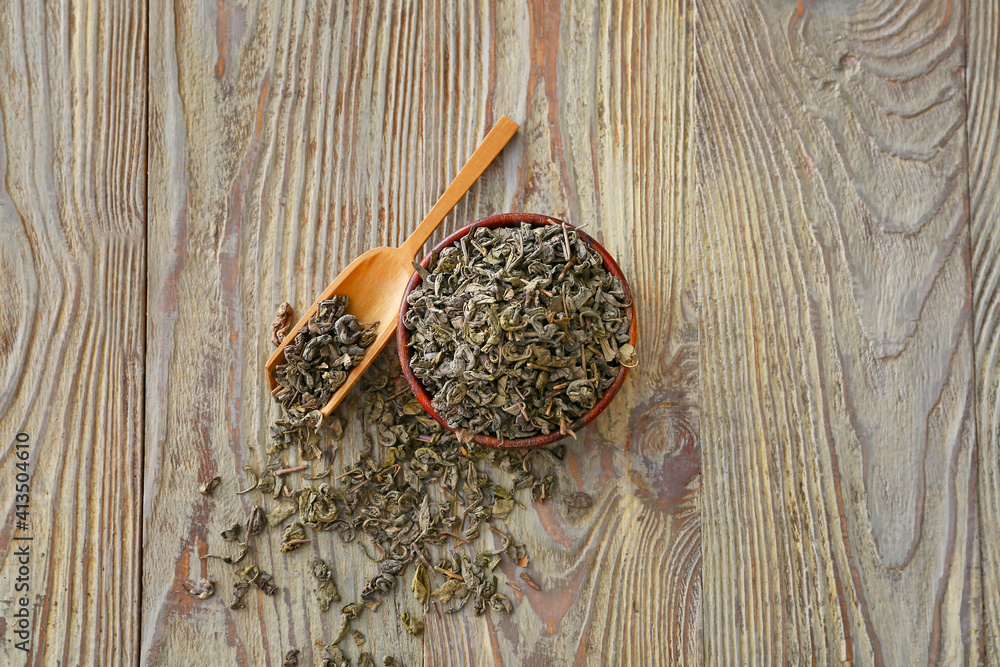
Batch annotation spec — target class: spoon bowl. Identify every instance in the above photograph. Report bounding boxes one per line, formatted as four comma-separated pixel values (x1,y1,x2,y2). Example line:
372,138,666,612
265,117,519,414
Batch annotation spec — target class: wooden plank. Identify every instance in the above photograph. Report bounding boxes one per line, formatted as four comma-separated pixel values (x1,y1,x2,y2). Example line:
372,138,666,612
143,0,699,665
695,1,979,664
968,1,1000,664
0,1,146,665
425,1,701,665
142,1,507,663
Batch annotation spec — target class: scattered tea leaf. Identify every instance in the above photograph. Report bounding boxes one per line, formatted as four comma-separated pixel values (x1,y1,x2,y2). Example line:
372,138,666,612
379,559,406,575
202,541,248,565
490,592,513,613
221,522,242,541
532,475,555,502
184,577,215,599
280,522,309,552
361,573,395,600
321,647,349,667
430,579,464,604
246,505,266,535
258,467,276,495
199,476,221,495
236,466,259,494
520,571,542,591
311,557,341,611
329,602,365,646
267,499,298,527
282,648,299,667
400,611,424,637
342,602,364,618
229,579,251,609
411,563,430,606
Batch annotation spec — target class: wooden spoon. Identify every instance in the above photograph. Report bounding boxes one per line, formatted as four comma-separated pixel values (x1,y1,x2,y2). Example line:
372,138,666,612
265,116,519,415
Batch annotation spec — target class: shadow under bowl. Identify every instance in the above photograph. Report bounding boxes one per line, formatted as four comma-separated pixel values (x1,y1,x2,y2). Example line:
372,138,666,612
397,212,638,449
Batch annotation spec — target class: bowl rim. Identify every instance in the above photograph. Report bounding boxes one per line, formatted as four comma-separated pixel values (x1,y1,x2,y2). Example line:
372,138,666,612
396,212,637,449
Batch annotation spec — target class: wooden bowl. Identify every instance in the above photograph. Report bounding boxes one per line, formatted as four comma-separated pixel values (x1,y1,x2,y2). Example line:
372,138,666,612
397,212,638,449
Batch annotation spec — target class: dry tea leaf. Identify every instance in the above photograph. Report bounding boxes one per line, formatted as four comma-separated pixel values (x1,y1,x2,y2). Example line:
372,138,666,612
238,563,278,596
361,573,395,600
351,629,366,646
379,559,406,575
618,343,638,367
564,491,593,509
257,573,278,595
271,302,294,346
202,541,248,565
220,523,243,541
184,577,215,599
400,611,424,637
311,557,341,611
430,579,464,604
229,579,251,609
246,505,266,535
411,563,430,606
520,572,542,591
267,499,298,527
342,602,364,618
358,653,376,667
236,466,259,494
490,592,513,613
199,476,221,495
321,647,349,667
280,522,309,552
383,658,402,667
454,428,475,444
329,602,365,646
282,648,299,667
258,467,276,495
532,475,555,502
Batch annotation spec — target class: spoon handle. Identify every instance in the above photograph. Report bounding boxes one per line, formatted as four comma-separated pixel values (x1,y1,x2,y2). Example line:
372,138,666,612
399,116,519,257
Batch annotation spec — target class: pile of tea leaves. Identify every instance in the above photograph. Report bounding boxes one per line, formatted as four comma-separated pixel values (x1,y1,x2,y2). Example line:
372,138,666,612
402,222,636,441
270,295,378,458
195,299,571,666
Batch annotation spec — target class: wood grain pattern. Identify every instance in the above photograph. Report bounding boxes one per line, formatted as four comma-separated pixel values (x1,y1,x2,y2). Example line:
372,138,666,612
424,1,701,665
696,0,979,664
143,1,697,665
3,0,993,664
968,1,1000,663
0,0,146,665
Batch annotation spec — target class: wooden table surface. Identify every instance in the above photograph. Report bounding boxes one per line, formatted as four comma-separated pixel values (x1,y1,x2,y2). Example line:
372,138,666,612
0,1,997,665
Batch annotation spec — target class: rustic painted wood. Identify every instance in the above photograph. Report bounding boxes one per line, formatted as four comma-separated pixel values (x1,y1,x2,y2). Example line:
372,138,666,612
969,1,1000,664
4,0,996,664
696,1,979,665
423,1,701,666
0,0,146,665
143,0,697,665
